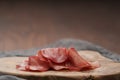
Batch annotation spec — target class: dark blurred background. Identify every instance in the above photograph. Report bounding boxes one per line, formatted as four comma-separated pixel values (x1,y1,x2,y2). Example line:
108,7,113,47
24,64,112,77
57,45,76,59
0,1,120,54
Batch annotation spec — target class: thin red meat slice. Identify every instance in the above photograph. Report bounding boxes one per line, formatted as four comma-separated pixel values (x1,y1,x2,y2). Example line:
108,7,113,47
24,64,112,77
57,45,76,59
41,48,68,63
48,60,69,70
16,60,29,71
28,56,49,71
68,48,92,70
37,50,48,62
16,56,50,71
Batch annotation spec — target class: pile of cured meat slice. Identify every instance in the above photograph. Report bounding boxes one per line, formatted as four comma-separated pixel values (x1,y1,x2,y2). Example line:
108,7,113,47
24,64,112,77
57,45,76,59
16,48,100,71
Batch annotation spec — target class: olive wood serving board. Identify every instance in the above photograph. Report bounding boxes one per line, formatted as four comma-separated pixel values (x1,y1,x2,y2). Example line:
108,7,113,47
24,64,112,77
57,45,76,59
0,51,120,80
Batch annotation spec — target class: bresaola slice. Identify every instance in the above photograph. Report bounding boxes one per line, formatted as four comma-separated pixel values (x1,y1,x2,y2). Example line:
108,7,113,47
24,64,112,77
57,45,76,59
48,60,69,70
28,56,49,71
16,48,100,71
41,48,68,63
16,56,49,71
68,48,92,70
16,60,28,71
37,50,48,62
68,48,100,70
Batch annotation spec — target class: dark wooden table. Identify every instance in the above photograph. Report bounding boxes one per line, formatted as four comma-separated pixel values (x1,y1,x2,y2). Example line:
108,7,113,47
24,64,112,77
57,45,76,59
0,1,120,54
